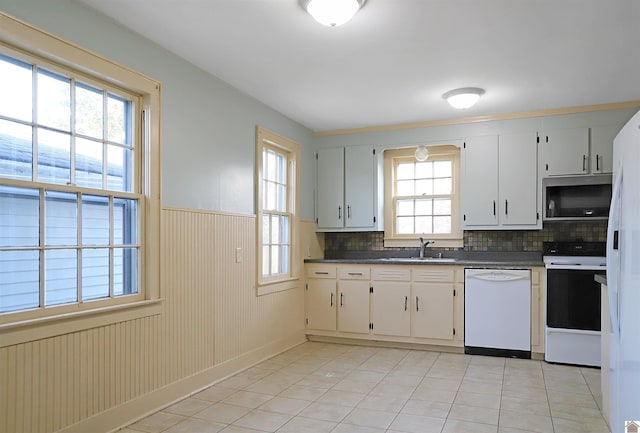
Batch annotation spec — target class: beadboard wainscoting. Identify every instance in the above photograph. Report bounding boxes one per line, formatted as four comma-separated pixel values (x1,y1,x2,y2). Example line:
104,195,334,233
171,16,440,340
0,208,312,433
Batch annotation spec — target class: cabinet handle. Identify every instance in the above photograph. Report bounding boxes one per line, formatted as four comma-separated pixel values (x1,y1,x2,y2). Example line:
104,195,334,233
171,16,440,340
330,292,334,307
505,200,508,216
493,200,496,216
347,205,351,219
404,296,408,311
315,271,329,275
596,154,601,171
338,206,342,220
347,272,363,276
583,155,587,171
415,296,419,312
340,292,343,307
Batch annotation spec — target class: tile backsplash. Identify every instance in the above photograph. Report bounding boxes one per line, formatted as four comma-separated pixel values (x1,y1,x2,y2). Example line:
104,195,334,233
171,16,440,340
323,221,607,254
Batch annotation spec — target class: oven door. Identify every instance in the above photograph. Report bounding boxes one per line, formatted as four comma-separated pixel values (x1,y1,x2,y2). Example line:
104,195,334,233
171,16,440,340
546,266,602,332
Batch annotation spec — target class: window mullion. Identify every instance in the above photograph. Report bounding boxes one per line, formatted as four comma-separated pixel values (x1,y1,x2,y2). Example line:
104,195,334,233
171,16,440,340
38,187,45,308
77,191,83,303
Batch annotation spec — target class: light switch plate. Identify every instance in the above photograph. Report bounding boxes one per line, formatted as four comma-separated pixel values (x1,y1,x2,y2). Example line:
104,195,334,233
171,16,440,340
235,247,242,263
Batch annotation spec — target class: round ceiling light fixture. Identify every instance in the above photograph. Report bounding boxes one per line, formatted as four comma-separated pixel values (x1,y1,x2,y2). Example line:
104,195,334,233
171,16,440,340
300,0,367,27
415,145,429,162
442,87,485,109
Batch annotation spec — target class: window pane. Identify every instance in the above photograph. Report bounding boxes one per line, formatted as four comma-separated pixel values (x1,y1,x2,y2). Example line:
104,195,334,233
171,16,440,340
45,248,77,306
266,150,276,182
433,178,452,195
434,198,451,215
271,214,280,243
266,181,276,211
76,137,103,189
415,199,432,216
107,94,130,144
82,195,109,245
0,250,39,313
0,185,39,247
276,184,286,212
114,198,137,245
277,153,286,184
434,216,451,234
38,128,71,185
114,247,137,295
107,144,132,192
415,179,433,195
396,162,414,180
0,55,32,121
270,245,280,274
37,68,70,131
434,160,452,177
75,83,103,139
396,216,414,234
0,119,33,181
262,245,270,276
45,190,77,246
415,161,433,179
82,248,109,300
280,245,289,274
396,180,414,196
397,199,414,216
280,215,289,245
415,216,432,234
262,214,270,245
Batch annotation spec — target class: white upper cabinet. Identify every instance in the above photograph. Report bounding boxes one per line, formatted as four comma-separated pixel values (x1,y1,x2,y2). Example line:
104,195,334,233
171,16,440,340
462,132,539,229
541,127,590,176
590,125,620,174
316,145,377,231
541,125,619,176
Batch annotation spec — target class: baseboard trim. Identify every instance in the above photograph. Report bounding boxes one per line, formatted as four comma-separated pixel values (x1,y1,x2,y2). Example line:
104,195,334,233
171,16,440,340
307,335,464,354
56,331,307,433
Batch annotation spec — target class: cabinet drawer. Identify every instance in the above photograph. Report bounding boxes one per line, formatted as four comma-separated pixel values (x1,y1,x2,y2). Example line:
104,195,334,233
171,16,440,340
338,267,370,280
371,267,411,281
306,265,336,279
412,268,455,283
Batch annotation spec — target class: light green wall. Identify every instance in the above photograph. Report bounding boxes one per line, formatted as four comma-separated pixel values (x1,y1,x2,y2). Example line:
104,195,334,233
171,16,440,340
0,0,316,218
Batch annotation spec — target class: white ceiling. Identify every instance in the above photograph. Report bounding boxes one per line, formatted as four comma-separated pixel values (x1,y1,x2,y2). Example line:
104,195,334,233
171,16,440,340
78,0,640,132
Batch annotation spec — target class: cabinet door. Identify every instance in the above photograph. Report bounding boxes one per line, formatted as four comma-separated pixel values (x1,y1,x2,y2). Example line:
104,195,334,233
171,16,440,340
337,280,370,334
371,282,410,337
498,132,538,225
542,128,589,176
462,135,498,226
590,125,619,174
317,147,344,229
306,279,336,331
412,283,454,340
345,145,375,228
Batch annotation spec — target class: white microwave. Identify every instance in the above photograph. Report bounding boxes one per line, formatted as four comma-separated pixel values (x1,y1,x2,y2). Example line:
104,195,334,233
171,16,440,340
543,175,612,221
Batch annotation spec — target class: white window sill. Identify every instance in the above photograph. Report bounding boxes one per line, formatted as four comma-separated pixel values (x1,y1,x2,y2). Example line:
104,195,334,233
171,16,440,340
0,299,164,347
257,277,301,296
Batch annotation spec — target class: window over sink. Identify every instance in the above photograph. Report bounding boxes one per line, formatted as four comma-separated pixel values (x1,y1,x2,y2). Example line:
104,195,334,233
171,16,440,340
383,145,462,248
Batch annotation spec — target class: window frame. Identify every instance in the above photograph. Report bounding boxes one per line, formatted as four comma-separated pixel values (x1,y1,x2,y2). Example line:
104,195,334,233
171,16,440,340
0,12,161,345
255,126,300,296
383,145,463,248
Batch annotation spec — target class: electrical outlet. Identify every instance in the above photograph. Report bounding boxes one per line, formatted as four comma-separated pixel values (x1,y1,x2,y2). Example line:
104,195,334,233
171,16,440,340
235,247,242,263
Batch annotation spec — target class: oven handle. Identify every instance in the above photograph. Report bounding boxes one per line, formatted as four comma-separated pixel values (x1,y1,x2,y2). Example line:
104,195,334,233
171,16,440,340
545,264,606,271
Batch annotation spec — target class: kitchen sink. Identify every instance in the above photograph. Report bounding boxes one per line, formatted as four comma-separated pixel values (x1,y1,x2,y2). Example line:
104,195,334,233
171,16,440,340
379,257,457,263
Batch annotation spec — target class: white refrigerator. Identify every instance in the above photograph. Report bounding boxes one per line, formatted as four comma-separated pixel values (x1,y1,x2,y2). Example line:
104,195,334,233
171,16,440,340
607,108,640,433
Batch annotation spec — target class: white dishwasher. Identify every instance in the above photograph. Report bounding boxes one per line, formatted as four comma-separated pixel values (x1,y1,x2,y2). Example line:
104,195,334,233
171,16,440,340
464,269,531,358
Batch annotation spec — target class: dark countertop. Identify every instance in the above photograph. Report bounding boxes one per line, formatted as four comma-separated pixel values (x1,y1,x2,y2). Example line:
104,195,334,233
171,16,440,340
305,251,544,268
595,273,607,285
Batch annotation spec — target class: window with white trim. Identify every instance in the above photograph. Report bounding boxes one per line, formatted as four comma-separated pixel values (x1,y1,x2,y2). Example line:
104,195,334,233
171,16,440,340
384,146,462,247
0,14,160,328
256,126,299,295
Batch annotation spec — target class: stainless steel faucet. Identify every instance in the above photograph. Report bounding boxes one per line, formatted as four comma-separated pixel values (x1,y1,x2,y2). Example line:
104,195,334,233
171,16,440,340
418,237,435,258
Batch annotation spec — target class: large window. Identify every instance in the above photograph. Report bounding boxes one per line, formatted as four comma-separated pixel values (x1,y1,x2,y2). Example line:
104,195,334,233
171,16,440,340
384,145,462,247
256,126,299,295
0,13,160,334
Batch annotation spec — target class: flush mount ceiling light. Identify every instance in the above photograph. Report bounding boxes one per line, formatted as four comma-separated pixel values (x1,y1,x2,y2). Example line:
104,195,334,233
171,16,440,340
442,87,485,109
415,145,429,162
299,0,366,27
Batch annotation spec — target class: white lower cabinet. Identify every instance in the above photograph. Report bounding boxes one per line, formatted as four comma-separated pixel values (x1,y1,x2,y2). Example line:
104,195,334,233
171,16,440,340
412,283,454,340
371,267,412,337
306,279,336,331
337,267,370,334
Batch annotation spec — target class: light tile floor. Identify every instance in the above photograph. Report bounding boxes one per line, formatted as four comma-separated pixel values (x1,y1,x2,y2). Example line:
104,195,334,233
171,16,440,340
121,342,608,433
